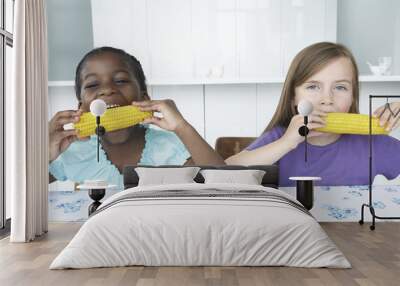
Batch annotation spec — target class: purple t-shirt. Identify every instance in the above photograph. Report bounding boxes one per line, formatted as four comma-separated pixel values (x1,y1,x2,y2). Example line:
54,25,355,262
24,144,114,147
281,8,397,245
246,127,400,187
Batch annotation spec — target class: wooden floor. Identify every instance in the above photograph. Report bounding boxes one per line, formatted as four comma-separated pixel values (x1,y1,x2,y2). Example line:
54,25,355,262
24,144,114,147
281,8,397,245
0,222,399,286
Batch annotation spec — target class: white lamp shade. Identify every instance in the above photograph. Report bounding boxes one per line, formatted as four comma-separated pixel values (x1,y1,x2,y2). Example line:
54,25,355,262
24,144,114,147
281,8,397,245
297,99,313,116
90,99,107,117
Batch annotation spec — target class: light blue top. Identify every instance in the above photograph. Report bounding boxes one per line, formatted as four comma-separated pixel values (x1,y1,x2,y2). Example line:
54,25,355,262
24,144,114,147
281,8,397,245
49,126,191,190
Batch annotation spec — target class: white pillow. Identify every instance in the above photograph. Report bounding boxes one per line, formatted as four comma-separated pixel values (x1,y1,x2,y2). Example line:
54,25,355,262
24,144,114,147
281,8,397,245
135,167,201,186
200,169,266,185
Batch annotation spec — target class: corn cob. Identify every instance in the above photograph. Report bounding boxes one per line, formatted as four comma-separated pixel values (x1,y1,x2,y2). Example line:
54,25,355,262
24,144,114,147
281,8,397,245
74,105,153,138
315,113,389,135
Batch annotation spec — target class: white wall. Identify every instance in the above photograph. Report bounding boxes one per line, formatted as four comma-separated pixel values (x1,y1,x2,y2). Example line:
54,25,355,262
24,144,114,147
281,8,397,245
47,0,94,81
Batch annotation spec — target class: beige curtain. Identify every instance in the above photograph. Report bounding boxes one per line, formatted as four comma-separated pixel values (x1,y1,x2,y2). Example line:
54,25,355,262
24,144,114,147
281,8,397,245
9,0,49,242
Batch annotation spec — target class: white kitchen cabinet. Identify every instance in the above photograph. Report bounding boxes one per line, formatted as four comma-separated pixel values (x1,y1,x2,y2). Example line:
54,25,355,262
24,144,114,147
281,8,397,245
91,0,336,83
147,0,193,80
91,0,151,77
256,83,282,135
150,85,205,137
237,0,281,78
204,84,257,147
281,0,337,74
191,0,237,79
48,86,78,118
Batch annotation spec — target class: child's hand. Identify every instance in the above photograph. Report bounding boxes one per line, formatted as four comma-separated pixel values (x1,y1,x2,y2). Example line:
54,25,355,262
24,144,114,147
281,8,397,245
132,99,188,132
373,102,400,132
49,109,88,163
281,111,327,149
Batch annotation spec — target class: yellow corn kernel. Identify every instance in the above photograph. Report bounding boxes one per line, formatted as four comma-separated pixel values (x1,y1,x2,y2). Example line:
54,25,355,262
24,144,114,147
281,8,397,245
315,113,389,135
74,105,153,138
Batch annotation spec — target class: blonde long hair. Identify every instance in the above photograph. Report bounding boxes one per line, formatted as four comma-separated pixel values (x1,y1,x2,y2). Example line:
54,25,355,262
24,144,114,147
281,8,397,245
263,42,359,133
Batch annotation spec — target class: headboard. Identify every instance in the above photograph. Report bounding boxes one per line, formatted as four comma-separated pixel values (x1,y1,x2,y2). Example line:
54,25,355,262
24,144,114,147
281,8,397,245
123,165,279,189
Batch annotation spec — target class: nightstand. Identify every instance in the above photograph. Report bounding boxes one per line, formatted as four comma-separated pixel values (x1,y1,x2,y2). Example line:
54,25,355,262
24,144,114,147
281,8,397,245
77,183,117,216
289,177,321,210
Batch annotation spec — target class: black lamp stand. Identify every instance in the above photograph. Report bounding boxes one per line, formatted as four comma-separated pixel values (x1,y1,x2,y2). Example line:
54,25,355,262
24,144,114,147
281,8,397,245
88,188,106,216
95,116,106,162
359,95,400,230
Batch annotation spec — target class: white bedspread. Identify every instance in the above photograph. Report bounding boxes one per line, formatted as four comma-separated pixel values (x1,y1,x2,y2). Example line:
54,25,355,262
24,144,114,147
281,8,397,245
50,183,350,269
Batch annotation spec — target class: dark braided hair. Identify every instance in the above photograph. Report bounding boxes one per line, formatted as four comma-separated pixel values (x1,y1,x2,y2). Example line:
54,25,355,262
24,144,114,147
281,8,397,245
74,46,148,101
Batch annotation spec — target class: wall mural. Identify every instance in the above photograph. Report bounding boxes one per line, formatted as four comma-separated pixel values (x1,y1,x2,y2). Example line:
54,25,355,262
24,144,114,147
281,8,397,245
47,1,400,222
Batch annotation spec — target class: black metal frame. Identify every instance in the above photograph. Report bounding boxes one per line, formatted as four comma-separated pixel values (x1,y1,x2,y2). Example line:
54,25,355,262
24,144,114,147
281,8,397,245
0,0,14,233
359,95,400,230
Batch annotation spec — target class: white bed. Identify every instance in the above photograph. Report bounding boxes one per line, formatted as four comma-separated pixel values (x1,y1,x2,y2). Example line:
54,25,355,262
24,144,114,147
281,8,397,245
50,183,351,269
